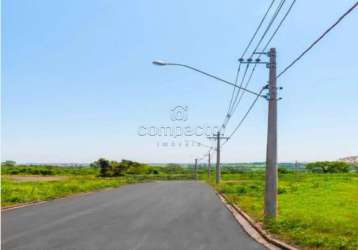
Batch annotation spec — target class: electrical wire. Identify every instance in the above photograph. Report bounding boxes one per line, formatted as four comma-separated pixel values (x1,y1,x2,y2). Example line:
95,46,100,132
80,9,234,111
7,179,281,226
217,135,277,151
229,0,297,118
222,0,353,147
253,0,286,53
230,65,256,116
262,0,297,52
222,64,242,130
227,64,250,116
241,0,277,58
220,0,277,133
278,1,358,78
194,0,355,161
221,0,287,131
222,86,266,146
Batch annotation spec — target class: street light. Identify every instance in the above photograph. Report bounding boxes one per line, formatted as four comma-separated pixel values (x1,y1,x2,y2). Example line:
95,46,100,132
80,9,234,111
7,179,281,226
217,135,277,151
152,60,263,97
152,60,167,66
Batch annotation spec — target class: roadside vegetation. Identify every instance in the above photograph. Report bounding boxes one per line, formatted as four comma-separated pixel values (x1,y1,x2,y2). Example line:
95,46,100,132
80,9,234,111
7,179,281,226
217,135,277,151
1,176,129,207
2,159,357,249
1,160,192,207
208,161,357,250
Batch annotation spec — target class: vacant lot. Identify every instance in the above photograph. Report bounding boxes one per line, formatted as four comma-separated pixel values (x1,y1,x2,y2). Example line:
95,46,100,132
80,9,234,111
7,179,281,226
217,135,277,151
1,164,193,207
1,176,131,207
212,173,358,250
5,175,67,182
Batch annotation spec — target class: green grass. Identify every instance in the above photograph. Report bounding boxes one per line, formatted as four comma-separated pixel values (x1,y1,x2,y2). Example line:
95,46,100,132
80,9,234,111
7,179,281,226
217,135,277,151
0,164,194,207
1,176,131,206
1,165,99,176
1,173,194,207
210,172,358,249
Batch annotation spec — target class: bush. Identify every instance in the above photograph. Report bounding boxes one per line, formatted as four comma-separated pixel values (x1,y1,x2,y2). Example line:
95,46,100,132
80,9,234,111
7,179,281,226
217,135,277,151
305,161,350,173
96,158,113,177
93,158,151,177
278,168,289,174
1,165,98,176
163,164,184,174
1,160,16,167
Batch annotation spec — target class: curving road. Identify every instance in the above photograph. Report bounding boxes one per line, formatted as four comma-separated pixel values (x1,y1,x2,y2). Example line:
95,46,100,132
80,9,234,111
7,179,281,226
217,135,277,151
2,181,265,250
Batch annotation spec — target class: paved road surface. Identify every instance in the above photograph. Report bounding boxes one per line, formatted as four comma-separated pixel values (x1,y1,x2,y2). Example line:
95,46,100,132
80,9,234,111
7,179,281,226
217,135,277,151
2,181,265,250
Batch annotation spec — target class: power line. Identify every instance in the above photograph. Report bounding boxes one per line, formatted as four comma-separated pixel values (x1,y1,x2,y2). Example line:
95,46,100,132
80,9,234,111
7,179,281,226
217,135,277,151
278,1,358,78
224,64,242,127
262,0,296,51
220,0,286,133
222,86,266,146
225,0,297,129
221,64,250,132
253,0,286,53
231,0,286,109
221,0,278,132
227,64,250,115
229,65,257,119
196,149,214,162
229,0,297,117
241,0,277,58
194,138,216,162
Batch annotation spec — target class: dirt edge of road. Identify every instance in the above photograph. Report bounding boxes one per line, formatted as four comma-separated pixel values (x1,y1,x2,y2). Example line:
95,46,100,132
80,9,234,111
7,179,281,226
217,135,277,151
217,192,299,250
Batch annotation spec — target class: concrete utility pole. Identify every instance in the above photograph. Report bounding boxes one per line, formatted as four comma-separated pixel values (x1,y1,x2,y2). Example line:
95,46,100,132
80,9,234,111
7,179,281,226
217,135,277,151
216,132,221,184
208,152,211,179
208,132,228,184
264,48,278,219
194,158,198,180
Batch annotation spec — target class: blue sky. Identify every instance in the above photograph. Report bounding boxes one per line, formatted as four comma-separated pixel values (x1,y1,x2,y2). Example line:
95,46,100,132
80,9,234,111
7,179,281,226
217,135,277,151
2,0,357,163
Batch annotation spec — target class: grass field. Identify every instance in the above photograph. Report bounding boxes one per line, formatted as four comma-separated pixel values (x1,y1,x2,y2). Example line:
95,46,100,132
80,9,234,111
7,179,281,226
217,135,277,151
2,164,357,249
1,172,193,207
1,175,132,207
210,172,358,250
1,163,195,207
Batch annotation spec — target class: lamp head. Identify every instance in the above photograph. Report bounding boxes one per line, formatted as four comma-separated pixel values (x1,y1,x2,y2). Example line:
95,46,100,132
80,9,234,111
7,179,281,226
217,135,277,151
152,60,168,66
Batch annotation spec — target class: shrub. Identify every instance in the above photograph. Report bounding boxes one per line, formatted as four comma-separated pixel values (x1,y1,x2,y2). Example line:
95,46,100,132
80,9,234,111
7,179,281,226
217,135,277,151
96,158,113,177
163,164,184,174
278,168,289,174
1,160,16,167
93,158,151,177
305,161,350,173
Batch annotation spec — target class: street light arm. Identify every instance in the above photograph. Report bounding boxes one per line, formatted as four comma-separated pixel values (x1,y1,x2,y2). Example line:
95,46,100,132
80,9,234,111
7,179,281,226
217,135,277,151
159,62,263,97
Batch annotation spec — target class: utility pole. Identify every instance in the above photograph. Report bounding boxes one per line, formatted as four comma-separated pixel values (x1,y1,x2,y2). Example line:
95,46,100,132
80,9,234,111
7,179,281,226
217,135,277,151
208,152,211,179
194,158,198,180
208,132,228,184
264,48,278,219
216,132,221,184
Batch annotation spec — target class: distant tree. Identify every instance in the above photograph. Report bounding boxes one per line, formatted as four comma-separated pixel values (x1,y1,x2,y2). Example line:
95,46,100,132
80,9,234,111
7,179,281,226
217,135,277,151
164,163,184,174
305,161,350,173
120,159,148,175
147,168,160,175
96,158,112,177
1,160,16,167
89,162,99,169
112,161,128,176
94,158,150,177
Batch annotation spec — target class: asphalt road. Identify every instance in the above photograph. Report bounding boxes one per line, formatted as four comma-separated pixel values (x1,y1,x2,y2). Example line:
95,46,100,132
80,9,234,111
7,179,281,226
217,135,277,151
2,181,265,250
